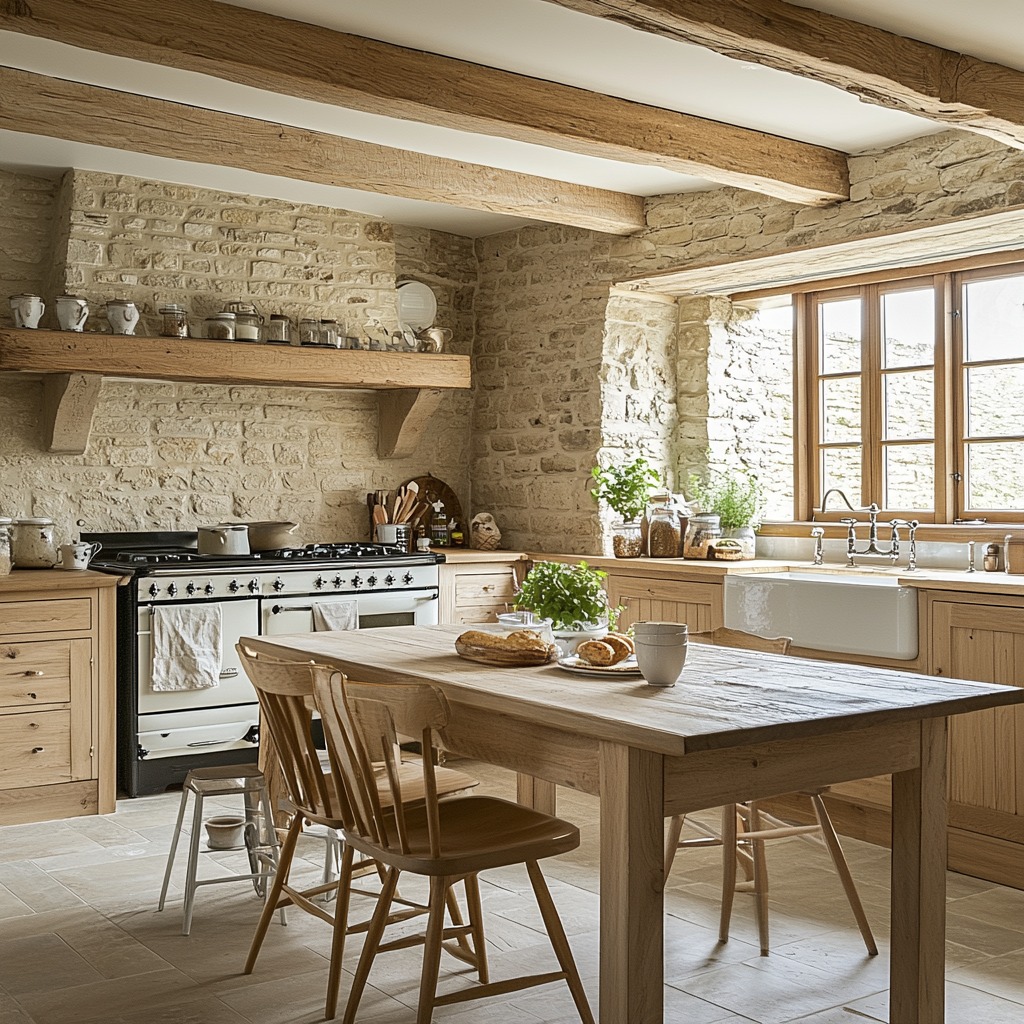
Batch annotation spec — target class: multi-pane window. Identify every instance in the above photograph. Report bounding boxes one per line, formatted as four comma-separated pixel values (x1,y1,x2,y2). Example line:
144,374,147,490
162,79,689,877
801,261,1024,524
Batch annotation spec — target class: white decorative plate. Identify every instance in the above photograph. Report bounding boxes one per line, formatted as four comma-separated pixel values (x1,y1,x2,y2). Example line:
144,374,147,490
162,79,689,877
396,281,437,330
555,655,643,678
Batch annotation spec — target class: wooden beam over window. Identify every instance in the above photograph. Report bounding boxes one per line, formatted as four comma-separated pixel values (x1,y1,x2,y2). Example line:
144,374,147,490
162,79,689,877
0,0,848,205
0,67,645,236
547,0,1024,149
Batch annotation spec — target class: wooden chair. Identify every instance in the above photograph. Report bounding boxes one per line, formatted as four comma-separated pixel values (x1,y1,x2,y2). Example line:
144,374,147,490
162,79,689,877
312,666,596,1024
236,644,479,1019
665,628,877,957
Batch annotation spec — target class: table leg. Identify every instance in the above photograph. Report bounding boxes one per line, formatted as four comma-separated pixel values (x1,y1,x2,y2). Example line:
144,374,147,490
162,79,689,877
890,716,947,1024
599,741,664,1024
517,773,557,815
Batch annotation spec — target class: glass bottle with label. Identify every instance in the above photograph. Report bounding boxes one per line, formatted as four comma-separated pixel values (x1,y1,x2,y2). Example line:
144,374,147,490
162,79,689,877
430,501,449,547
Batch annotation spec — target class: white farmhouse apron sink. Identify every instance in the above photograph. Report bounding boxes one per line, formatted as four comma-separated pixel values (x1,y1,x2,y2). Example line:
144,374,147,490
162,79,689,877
723,570,918,660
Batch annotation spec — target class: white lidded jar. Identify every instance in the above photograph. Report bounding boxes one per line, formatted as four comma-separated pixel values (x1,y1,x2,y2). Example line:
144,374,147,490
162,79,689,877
11,517,58,568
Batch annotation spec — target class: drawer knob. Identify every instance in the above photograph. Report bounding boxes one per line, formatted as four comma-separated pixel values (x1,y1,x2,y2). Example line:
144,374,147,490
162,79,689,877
24,670,44,677
26,692,37,700
482,585,494,592
31,746,44,754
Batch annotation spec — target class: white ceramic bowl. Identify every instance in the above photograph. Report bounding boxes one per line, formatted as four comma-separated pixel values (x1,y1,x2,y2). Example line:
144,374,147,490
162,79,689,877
632,621,689,636
634,635,688,686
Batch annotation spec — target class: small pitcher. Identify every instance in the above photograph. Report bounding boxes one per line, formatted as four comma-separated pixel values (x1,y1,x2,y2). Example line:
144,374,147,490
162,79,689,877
9,294,45,329
106,299,140,335
416,326,452,352
56,294,89,332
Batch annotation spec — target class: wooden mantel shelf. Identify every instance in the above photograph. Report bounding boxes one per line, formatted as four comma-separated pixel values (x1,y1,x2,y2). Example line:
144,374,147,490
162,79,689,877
0,328,471,458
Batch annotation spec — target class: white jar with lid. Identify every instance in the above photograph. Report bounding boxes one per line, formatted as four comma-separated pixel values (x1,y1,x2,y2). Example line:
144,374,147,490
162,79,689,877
11,517,58,568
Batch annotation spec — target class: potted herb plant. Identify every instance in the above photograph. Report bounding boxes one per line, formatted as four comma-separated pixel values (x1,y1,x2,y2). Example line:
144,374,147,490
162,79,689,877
686,471,762,559
590,457,661,557
514,560,618,654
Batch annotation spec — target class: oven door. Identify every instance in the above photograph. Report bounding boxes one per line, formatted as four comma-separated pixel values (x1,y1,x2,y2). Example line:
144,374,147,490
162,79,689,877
137,599,260,713
262,587,439,635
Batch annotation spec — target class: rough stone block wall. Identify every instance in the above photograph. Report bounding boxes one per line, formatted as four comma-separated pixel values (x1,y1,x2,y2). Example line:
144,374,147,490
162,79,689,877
0,170,471,547
0,170,57,316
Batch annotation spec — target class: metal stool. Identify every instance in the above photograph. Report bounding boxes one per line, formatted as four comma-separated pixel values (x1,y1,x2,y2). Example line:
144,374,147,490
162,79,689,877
158,765,282,935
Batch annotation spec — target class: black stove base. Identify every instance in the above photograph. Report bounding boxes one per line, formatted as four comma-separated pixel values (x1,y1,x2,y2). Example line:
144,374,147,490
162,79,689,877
126,748,259,798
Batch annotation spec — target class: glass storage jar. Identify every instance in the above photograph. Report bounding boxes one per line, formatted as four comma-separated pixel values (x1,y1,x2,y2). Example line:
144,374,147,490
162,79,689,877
682,513,721,560
266,314,291,344
11,517,58,568
647,499,682,557
234,311,262,342
205,312,236,340
299,318,319,346
158,304,189,338
611,520,643,558
319,319,341,348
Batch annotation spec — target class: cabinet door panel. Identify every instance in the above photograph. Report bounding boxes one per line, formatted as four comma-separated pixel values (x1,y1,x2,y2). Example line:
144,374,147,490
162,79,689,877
606,575,721,633
0,710,72,788
0,598,92,636
0,640,73,707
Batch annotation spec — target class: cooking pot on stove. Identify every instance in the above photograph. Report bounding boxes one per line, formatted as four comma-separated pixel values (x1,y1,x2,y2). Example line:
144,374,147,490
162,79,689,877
197,523,249,556
246,521,300,551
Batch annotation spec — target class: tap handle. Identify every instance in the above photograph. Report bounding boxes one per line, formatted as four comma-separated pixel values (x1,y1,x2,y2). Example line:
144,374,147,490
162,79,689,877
810,526,825,566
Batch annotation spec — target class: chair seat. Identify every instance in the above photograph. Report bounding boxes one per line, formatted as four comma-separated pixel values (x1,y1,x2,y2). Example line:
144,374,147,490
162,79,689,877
345,795,581,876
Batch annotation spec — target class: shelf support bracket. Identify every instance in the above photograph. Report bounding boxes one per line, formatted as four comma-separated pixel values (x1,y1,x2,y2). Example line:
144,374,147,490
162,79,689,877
378,388,446,459
41,373,103,454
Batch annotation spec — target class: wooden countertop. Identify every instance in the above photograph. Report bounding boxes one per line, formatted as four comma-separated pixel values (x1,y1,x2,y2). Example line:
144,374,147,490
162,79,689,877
0,568,125,593
435,549,527,564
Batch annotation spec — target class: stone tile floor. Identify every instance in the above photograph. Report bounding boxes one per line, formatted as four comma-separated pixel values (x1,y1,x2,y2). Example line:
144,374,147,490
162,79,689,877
2,761,1024,1023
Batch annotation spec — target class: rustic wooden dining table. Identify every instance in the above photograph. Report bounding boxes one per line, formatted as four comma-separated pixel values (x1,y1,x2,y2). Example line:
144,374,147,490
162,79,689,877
242,624,1024,1024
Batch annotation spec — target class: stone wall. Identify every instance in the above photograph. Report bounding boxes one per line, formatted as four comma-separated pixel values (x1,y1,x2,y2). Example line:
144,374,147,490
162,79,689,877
0,169,472,546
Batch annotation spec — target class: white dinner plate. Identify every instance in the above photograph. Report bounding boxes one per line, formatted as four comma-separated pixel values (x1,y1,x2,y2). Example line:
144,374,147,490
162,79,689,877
555,654,643,678
396,281,437,330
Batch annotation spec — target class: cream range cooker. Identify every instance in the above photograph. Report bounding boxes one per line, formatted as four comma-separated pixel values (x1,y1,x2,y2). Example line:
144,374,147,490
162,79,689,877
85,531,441,796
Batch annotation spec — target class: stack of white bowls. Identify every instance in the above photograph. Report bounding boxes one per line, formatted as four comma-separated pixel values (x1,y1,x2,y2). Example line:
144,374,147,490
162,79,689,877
632,621,688,686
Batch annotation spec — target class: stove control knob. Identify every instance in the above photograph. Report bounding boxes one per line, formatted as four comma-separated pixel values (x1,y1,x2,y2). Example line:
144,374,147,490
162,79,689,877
248,578,260,594
314,576,326,590
367,575,378,588
185,582,197,597
402,572,414,585
332,576,343,588
204,583,215,596
351,574,363,589
272,578,285,592
148,582,160,598
228,579,240,593
384,574,396,586
167,582,178,597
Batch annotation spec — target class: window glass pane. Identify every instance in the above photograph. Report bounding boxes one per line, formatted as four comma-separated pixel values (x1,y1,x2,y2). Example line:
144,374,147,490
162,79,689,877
966,364,1024,437
819,298,861,373
884,443,934,510
821,446,861,501
883,370,933,440
821,377,860,442
966,441,1024,511
964,275,1024,363
882,288,934,368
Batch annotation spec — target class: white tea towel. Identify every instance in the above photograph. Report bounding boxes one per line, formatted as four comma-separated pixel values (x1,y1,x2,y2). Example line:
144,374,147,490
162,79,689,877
151,604,223,691
312,600,359,632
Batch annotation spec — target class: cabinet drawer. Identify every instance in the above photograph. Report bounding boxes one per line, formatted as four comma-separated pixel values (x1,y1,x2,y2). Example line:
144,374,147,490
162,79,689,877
455,573,516,607
0,641,74,708
0,710,72,788
0,598,92,637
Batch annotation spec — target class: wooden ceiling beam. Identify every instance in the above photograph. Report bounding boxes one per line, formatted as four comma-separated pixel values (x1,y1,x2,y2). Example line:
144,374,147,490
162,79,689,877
0,67,646,236
546,0,1024,149
0,0,848,205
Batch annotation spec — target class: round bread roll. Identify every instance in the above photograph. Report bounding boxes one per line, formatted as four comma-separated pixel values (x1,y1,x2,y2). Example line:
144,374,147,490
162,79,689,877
576,639,617,666
601,633,633,663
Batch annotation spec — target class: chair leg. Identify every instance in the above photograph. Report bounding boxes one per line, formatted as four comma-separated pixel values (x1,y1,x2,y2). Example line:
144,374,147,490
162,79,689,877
255,786,287,926
325,842,355,1020
747,802,771,955
810,793,878,956
245,813,302,974
718,804,739,944
525,860,595,1024
664,814,685,884
416,876,451,1024
343,867,400,1024
444,883,475,959
181,787,205,936
463,873,489,985
157,785,190,912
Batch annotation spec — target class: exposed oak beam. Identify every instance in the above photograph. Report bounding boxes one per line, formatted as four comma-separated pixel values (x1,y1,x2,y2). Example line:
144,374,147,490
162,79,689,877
0,67,645,235
0,0,848,204
546,0,1024,149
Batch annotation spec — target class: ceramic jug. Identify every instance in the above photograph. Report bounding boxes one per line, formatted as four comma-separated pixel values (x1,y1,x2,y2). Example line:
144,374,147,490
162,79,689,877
9,294,44,329
56,294,89,332
106,299,140,335
416,326,452,353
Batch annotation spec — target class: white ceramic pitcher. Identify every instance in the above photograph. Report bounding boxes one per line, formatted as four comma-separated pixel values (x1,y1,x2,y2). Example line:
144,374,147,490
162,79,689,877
56,294,89,332
106,299,140,335
9,294,44,329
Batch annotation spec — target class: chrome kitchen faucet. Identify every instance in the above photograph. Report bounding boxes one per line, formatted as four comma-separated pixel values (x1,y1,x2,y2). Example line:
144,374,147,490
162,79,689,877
816,489,919,570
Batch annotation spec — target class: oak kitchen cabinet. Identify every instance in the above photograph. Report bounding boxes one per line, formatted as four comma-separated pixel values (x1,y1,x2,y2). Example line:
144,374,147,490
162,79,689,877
0,569,120,825
437,551,527,625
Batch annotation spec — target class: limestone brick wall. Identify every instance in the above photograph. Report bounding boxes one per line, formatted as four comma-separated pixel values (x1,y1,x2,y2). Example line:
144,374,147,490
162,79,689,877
0,170,57,316
0,170,471,547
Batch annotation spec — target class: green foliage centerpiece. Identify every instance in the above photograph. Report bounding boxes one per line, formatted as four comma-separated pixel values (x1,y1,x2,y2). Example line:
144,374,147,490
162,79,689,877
514,561,616,645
